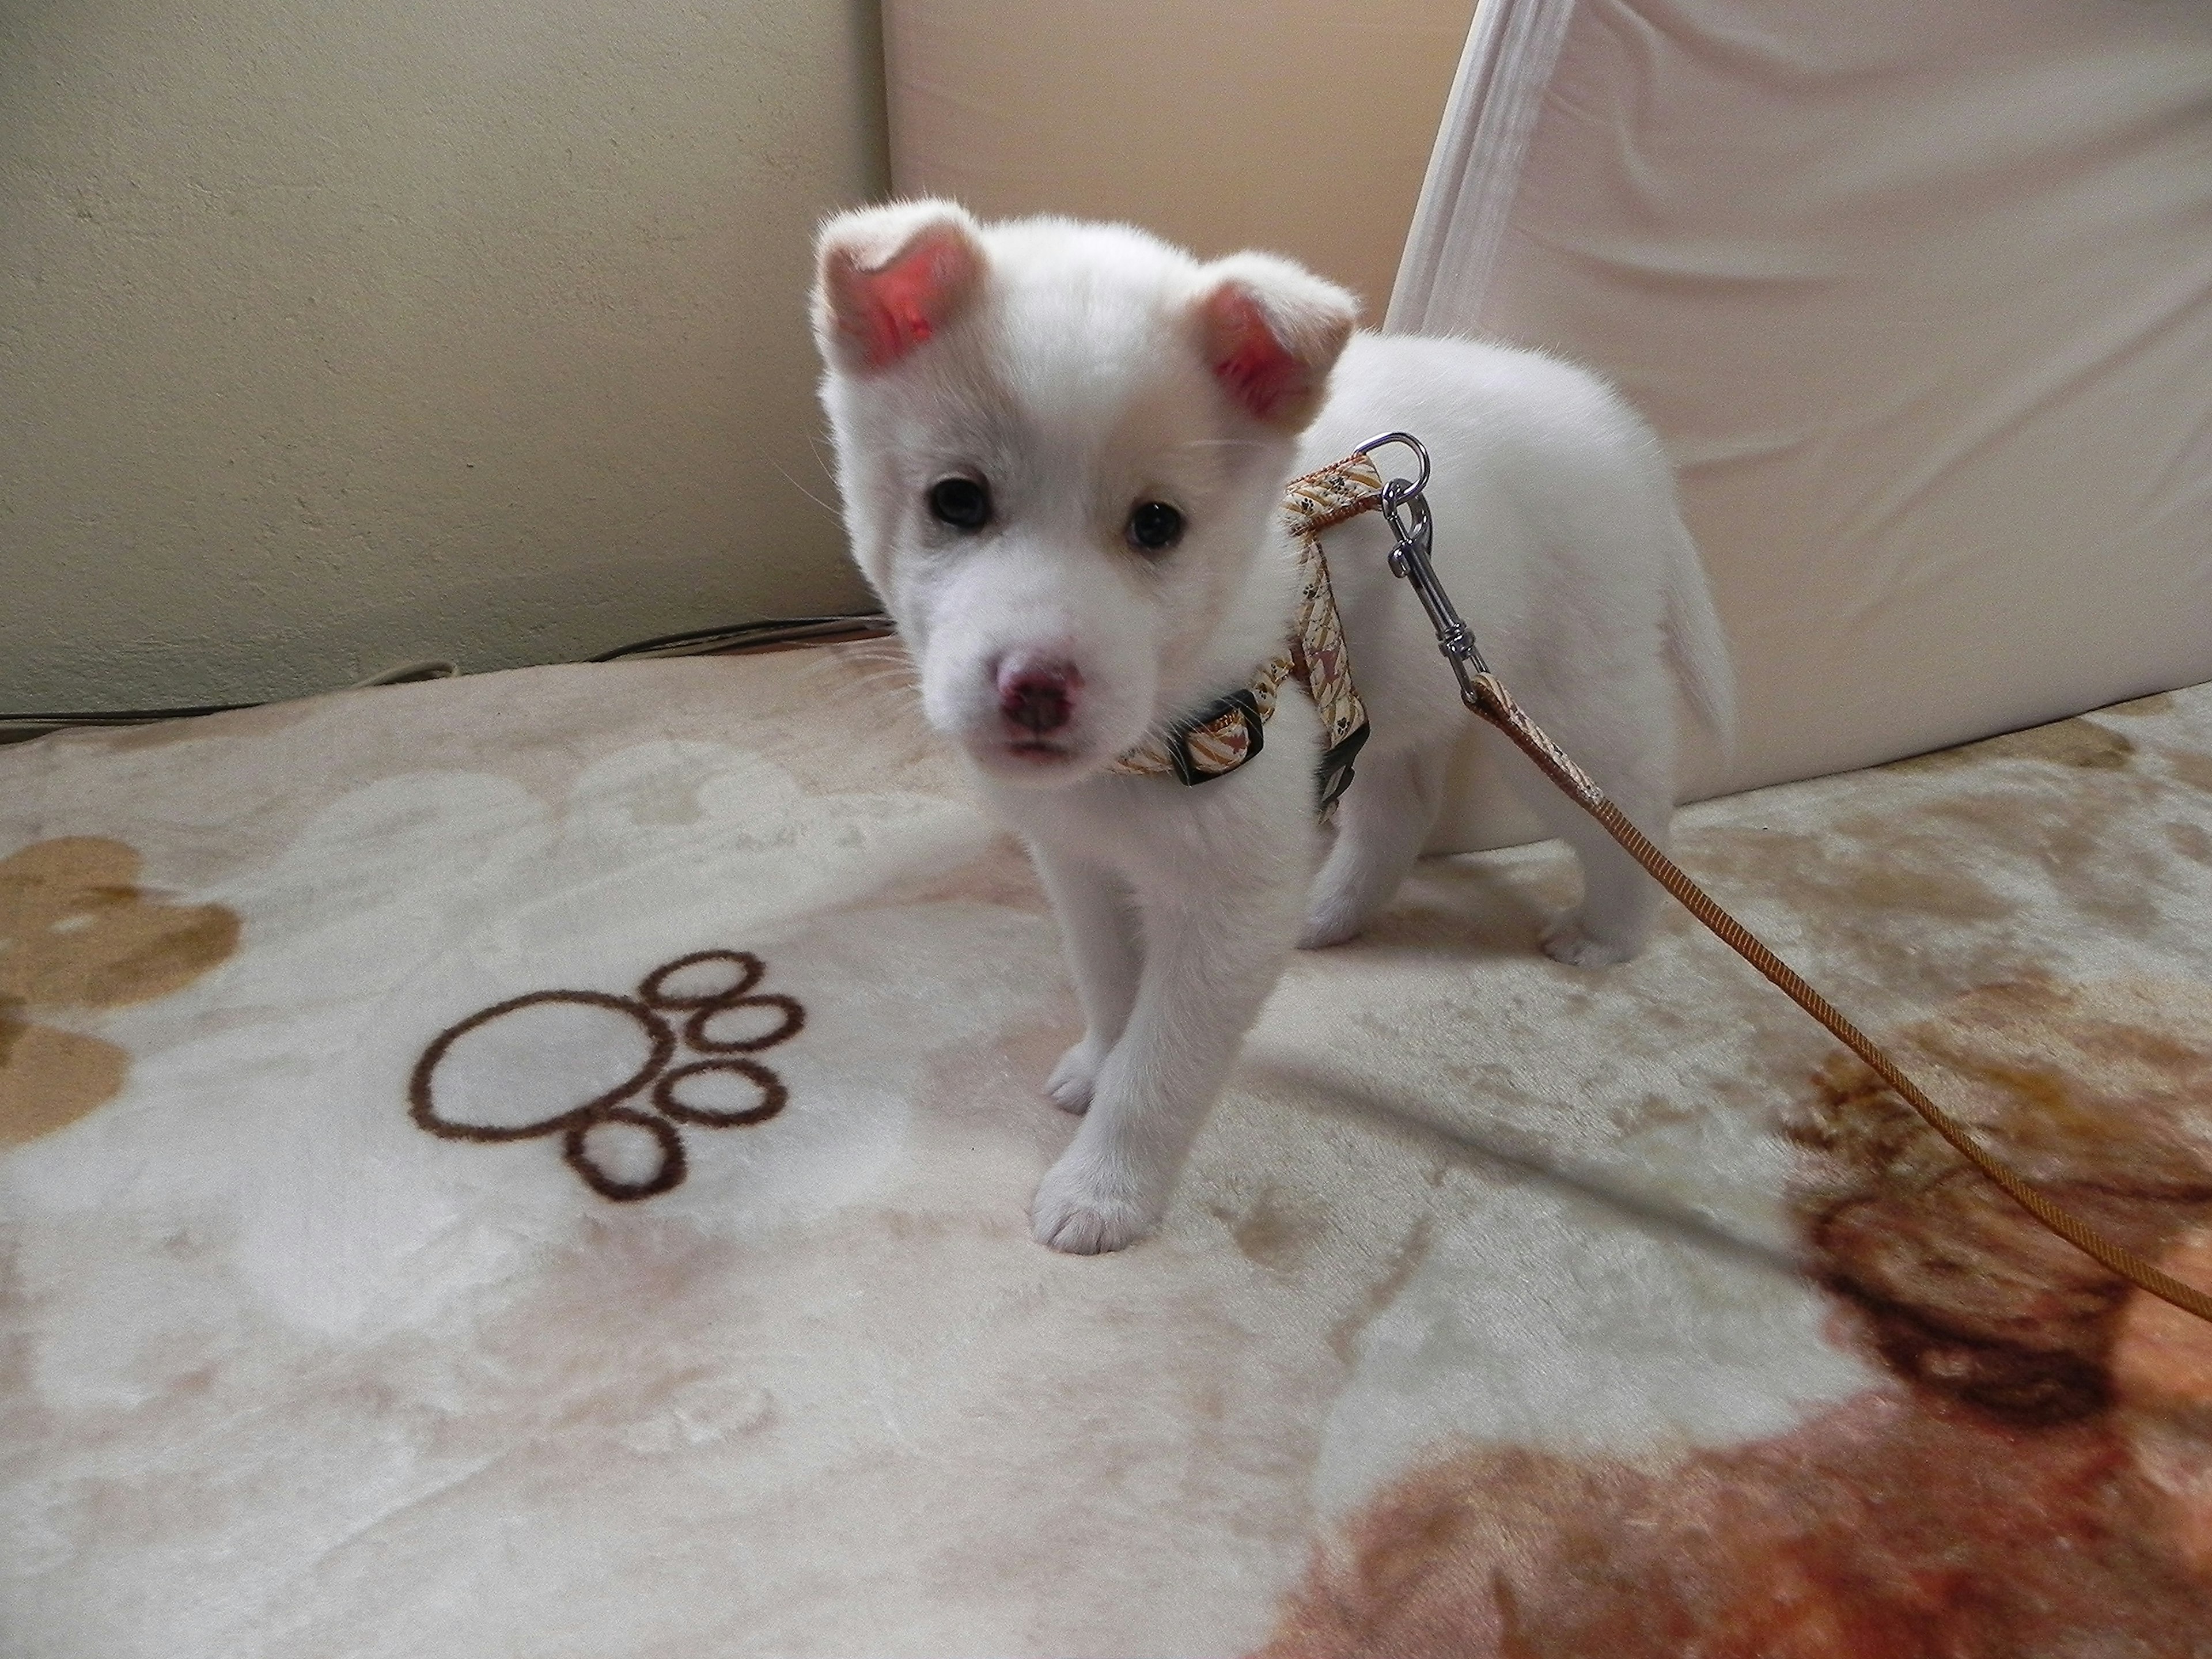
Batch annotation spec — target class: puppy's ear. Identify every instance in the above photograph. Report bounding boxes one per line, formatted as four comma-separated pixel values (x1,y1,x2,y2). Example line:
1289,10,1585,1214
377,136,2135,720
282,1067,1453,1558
813,200,985,373
1194,253,1358,430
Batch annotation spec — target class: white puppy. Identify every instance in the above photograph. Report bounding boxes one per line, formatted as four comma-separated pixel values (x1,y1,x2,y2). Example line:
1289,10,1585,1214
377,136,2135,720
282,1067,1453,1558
812,202,1733,1254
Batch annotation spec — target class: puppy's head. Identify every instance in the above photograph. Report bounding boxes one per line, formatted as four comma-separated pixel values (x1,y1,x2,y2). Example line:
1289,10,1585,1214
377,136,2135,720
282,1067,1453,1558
811,201,1357,785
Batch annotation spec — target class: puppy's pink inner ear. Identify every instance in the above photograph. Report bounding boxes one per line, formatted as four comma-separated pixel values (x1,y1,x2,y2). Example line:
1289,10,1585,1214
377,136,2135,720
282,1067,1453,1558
839,228,976,369
1203,287,1308,424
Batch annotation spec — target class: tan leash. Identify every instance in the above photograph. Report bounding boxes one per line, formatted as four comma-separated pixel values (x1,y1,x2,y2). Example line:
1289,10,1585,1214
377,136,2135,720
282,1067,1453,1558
1303,434,2212,1329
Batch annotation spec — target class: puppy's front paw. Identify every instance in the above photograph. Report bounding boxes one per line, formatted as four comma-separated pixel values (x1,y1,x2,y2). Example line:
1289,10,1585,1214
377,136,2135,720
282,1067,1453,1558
1043,1039,1103,1115
1539,912,1641,968
1030,1156,1156,1255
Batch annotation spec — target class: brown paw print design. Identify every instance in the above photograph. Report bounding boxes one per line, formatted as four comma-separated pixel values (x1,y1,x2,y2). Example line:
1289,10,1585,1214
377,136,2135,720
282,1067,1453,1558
1,836,240,1149
409,949,805,1201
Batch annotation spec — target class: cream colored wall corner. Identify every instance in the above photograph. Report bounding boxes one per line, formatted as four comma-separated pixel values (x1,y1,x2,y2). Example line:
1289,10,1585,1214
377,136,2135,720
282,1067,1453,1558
0,0,889,713
882,0,1472,330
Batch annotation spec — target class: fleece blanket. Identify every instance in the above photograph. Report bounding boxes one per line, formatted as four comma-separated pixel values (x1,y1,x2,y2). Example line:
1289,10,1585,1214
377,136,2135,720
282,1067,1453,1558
3,646,2210,1656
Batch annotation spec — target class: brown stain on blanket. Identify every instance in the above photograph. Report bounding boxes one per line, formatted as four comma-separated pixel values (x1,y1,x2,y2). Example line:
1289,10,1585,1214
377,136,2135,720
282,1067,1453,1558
2166,749,2212,794
1256,980,2212,1657
1790,979,2212,1423
0,836,239,1146
1257,1390,2208,1658
1886,715,2135,775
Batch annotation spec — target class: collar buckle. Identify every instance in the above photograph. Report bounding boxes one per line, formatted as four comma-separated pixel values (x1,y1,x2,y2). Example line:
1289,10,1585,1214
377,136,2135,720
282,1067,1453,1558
1165,687,1266,786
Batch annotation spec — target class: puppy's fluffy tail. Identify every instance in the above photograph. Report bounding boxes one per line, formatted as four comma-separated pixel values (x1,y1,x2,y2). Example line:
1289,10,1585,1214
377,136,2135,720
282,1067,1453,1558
1662,516,1737,753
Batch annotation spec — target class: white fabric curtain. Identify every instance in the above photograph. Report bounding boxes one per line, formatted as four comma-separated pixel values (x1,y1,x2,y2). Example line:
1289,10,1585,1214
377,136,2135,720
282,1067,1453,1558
1397,0,2212,825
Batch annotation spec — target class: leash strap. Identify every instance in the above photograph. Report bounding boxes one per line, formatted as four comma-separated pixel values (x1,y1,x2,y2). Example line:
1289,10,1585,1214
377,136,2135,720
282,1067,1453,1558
1312,434,2212,1329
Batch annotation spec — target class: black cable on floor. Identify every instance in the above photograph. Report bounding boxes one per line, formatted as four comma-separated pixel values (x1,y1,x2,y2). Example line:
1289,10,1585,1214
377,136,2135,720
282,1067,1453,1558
0,614,895,744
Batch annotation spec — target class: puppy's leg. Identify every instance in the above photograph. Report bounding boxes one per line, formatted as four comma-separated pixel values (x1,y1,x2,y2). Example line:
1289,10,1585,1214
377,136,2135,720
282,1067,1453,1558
1506,734,1672,968
1032,865,1303,1253
1030,845,1142,1115
1300,743,1446,948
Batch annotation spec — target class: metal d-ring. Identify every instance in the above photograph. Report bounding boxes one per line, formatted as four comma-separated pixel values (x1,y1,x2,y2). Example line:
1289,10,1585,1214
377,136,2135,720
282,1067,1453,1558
1353,430,1431,505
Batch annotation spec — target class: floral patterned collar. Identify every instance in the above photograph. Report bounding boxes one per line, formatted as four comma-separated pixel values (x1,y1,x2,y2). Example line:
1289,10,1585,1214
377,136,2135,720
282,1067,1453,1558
1108,454,1381,815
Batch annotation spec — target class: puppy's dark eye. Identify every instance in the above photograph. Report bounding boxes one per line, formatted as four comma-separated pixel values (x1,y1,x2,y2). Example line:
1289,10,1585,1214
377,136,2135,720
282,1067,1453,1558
927,476,992,532
1128,501,1184,552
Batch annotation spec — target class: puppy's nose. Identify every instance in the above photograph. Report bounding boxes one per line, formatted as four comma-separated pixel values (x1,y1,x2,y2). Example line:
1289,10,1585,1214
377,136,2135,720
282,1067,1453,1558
995,658,1081,735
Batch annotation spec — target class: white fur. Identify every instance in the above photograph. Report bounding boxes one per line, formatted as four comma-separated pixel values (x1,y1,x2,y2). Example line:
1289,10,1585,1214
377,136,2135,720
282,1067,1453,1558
813,203,1734,1253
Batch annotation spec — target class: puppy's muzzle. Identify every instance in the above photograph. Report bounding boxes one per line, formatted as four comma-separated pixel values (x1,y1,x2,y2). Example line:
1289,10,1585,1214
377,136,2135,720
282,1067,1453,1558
995,657,1081,737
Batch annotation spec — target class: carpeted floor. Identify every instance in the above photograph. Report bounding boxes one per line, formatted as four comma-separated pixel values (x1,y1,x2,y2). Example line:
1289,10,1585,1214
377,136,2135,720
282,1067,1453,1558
3,647,2209,1656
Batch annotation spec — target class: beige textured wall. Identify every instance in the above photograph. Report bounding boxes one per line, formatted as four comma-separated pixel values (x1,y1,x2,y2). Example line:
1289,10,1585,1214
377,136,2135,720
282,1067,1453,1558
884,0,1472,321
0,0,888,713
